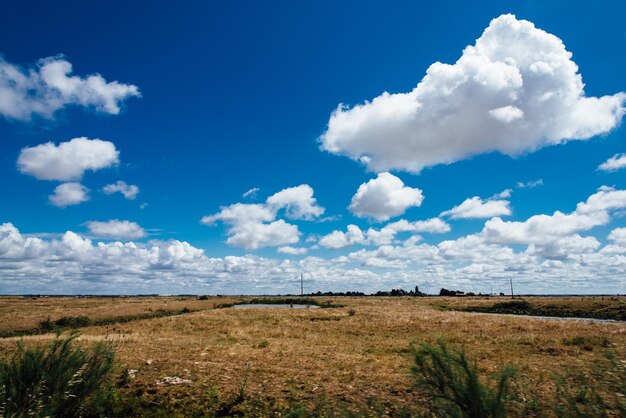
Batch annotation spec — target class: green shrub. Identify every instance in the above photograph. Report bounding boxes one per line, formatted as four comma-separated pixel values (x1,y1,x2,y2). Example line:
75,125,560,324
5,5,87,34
411,339,516,418
0,332,115,417
39,316,92,332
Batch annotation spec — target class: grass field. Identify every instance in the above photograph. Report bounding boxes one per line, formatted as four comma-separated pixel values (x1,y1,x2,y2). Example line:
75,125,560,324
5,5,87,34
0,296,624,416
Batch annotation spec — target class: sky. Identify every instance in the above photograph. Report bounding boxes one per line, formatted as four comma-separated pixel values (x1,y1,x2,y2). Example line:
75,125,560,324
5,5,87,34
1,0,625,295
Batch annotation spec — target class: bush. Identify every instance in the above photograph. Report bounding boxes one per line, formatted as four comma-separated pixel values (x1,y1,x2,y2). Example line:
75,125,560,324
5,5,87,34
0,332,115,417
39,316,92,332
411,339,516,418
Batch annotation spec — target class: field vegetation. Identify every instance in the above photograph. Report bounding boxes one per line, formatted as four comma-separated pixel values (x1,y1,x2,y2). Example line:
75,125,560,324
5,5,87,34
0,296,623,416
433,296,625,321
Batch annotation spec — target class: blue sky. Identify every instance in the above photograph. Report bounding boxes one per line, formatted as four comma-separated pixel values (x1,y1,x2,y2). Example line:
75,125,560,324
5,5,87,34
1,0,625,294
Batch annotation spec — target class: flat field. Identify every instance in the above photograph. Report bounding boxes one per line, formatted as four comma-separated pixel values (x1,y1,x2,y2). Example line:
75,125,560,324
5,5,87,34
0,296,624,416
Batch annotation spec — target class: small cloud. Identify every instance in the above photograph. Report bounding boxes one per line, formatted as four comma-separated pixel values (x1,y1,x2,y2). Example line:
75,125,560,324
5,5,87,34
516,179,544,188
597,153,626,172
349,172,423,222
85,220,146,240
441,196,511,220
243,187,260,199
492,189,513,199
103,180,139,200
277,246,308,255
319,225,365,249
49,182,89,207
18,137,119,181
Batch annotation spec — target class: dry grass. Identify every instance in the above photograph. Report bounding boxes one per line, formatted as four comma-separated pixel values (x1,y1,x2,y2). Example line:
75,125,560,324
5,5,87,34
0,296,231,334
0,296,624,415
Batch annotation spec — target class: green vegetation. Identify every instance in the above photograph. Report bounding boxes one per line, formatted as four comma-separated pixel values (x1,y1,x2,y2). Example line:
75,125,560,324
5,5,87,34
411,340,516,418
215,297,344,309
440,299,626,321
0,333,115,417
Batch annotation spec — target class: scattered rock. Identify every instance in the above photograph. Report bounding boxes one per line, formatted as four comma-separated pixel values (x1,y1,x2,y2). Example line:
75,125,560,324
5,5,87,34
156,376,192,385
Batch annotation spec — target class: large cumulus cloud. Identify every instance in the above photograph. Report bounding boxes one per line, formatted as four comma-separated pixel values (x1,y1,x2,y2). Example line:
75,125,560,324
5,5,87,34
320,14,625,173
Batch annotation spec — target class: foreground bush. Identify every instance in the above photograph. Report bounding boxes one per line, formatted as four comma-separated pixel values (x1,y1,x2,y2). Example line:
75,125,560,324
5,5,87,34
0,332,115,418
411,340,516,418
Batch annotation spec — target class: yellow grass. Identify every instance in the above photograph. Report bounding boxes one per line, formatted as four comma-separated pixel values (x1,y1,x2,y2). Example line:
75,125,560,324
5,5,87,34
0,296,624,415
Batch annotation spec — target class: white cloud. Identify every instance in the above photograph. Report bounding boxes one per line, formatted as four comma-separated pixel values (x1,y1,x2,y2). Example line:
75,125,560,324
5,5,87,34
366,218,450,245
86,220,146,240
224,220,300,250
201,185,324,250
202,203,274,226
319,225,365,249
516,179,544,188
319,14,625,173
0,55,140,121
49,182,89,207
597,153,626,172
103,181,139,200
18,137,119,181
243,187,260,198
1,221,625,295
482,186,626,246
493,189,513,199
321,217,450,249
349,172,424,221
526,234,600,259
201,203,299,250
277,246,308,255
601,227,626,255
411,218,451,234
608,227,626,245
266,184,325,220
441,196,511,219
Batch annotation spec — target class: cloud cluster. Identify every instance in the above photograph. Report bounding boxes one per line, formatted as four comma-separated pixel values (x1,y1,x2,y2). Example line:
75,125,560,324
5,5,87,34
319,217,450,249
366,218,450,245
0,55,140,121
18,137,119,181
2,213,624,295
481,186,626,258
103,181,139,200
320,14,625,173
201,185,325,249
86,220,146,240
349,172,424,221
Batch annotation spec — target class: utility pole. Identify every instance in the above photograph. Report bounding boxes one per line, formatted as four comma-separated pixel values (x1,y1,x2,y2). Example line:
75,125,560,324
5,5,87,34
510,278,514,299
490,284,493,296
300,272,304,296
